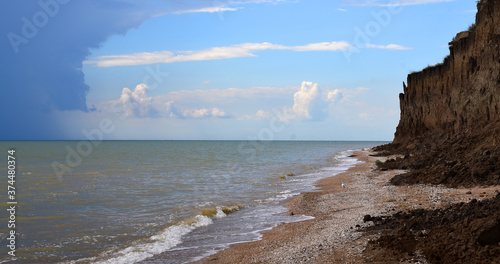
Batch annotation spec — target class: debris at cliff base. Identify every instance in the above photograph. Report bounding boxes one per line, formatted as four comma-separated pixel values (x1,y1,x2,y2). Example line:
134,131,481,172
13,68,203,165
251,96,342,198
364,194,500,264
374,128,500,187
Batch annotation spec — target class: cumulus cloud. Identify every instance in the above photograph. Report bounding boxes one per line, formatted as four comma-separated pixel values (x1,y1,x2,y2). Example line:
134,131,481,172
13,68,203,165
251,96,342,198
85,41,352,67
292,82,320,119
253,82,333,122
106,83,232,119
103,82,332,121
104,81,360,122
288,81,332,121
102,81,385,126
119,84,157,117
327,89,344,103
366,44,413,50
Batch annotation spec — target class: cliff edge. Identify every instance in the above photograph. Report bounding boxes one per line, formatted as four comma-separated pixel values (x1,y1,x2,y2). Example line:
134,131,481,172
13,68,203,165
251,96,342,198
396,0,500,143
366,2,500,262
378,0,500,187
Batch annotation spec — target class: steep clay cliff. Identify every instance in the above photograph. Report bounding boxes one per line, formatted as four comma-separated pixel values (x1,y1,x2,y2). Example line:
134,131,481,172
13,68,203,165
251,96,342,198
368,2,500,262
395,0,499,144
378,0,500,187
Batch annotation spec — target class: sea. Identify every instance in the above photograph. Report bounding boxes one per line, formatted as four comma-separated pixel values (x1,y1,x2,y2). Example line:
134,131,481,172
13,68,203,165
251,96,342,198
0,140,386,263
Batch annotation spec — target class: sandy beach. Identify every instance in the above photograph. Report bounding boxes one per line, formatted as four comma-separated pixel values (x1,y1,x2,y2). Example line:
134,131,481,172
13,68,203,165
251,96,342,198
194,149,499,264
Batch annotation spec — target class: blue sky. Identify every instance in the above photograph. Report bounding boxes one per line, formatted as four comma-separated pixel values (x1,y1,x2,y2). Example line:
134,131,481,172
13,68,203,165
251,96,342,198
1,0,477,140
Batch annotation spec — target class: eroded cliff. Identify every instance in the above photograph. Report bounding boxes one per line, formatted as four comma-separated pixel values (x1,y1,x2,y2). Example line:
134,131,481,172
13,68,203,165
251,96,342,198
378,0,500,187
368,2,500,261
395,0,500,144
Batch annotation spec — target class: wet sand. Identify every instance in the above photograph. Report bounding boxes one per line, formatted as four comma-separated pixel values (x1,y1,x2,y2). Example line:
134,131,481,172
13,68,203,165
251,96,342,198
194,149,498,264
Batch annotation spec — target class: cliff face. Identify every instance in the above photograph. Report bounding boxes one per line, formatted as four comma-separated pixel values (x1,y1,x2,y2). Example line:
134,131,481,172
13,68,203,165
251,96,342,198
378,0,500,187
395,0,500,145
367,2,500,260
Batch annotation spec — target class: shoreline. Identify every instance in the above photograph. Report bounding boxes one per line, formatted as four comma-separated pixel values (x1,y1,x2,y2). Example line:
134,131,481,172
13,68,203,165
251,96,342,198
193,149,499,263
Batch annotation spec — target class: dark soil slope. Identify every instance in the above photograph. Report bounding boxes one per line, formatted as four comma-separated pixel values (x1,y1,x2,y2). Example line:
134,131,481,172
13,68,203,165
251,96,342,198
366,194,500,264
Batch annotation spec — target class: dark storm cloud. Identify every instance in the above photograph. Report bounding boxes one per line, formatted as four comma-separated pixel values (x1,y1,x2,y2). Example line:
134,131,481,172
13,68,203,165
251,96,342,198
0,0,162,139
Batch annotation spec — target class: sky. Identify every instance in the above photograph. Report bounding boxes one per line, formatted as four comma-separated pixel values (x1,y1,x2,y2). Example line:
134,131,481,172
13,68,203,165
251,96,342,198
0,0,477,140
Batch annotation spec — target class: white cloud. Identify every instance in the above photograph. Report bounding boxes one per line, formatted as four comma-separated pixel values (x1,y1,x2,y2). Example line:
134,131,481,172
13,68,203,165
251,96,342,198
337,8,348,11
332,87,370,103
168,82,328,121
211,108,228,117
183,108,210,118
366,43,413,50
343,0,454,6
182,107,229,119
292,81,323,120
288,42,352,51
87,79,399,139
327,89,344,103
102,81,361,122
85,41,352,67
174,6,240,14
145,0,292,15
119,84,156,117
105,83,233,119
164,100,177,118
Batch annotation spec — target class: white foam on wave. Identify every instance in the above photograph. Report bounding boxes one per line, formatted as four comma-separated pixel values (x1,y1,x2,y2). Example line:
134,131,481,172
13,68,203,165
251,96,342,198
263,150,364,205
214,207,228,218
330,150,363,169
68,215,214,264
